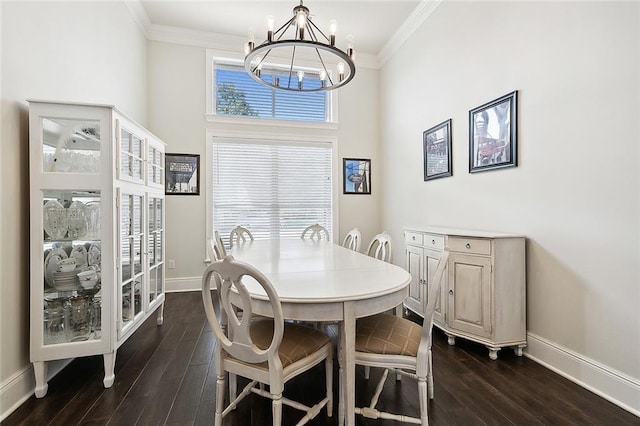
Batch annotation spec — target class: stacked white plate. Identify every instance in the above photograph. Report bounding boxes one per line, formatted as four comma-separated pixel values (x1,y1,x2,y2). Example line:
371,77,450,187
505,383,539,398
52,269,80,291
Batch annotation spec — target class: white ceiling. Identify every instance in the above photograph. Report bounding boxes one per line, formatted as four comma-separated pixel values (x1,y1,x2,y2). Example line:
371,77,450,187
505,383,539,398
139,1,421,55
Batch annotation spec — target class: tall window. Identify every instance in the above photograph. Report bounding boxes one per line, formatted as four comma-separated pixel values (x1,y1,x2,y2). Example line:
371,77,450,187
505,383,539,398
212,139,333,246
214,62,328,122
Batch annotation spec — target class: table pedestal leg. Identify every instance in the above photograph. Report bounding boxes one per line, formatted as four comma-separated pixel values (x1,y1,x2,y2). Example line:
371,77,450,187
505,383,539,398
339,302,356,426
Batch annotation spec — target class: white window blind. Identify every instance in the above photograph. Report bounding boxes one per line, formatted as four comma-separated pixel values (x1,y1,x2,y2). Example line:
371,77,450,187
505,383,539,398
212,139,333,246
215,63,328,122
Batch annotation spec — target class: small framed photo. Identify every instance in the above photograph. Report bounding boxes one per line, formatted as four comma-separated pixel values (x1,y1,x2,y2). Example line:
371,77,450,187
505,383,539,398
343,158,371,194
165,153,200,195
423,119,452,181
469,91,517,173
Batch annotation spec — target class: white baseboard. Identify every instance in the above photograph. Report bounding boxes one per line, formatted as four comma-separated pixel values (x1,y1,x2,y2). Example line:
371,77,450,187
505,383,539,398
525,332,640,417
165,276,201,293
0,359,71,422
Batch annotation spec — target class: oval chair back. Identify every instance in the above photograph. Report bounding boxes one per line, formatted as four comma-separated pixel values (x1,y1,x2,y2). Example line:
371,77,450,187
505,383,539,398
301,223,330,241
342,227,362,252
229,226,254,248
366,232,392,263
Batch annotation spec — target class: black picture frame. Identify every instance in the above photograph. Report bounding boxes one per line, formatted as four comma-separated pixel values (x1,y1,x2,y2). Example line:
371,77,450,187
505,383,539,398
423,119,452,181
469,91,517,173
165,153,200,195
343,158,371,194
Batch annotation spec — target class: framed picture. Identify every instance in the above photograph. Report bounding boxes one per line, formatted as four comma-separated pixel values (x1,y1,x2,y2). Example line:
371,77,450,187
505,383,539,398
423,119,452,181
469,91,517,173
343,158,371,194
165,153,200,195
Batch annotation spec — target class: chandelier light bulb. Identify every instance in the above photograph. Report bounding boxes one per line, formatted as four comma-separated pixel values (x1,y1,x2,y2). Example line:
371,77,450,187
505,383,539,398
255,57,263,77
296,9,307,39
267,15,275,41
346,34,355,60
297,70,304,89
319,69,327,88
337,62,345,81
246,27,255,53
329,20,337,46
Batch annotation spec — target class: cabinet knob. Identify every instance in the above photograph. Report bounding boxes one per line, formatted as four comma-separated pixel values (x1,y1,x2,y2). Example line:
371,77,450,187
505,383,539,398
465,243,471,249
449,289,454,295
412,236,416,240
431,239,436,244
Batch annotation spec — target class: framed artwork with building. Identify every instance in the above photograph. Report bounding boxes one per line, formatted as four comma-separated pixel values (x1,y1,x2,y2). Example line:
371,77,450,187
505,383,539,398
469,91,517,173
343,158,371,194
165,153,200,195
423,119,452,181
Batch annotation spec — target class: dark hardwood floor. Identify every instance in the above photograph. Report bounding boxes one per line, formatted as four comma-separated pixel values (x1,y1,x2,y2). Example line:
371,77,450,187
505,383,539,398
5,292,638,425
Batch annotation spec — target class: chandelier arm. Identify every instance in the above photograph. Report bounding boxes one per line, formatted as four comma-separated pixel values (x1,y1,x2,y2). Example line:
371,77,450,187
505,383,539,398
287,45,297,89
251,48,273,74
273,17,295,41
305,21,320,43
314,47,334,86
307,19,330,44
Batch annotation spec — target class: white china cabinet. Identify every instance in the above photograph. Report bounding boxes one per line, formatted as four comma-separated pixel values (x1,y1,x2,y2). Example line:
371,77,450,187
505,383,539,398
29,100,166,397
403,226,526,360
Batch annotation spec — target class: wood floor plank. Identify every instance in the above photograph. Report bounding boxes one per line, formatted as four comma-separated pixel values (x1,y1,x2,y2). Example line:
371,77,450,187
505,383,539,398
4,293,639,426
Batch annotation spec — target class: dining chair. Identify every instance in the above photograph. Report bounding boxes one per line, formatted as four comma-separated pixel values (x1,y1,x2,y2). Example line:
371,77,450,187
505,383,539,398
215,230,227,257
208,234,225,262
354,250,450,425
366,232,393,263
229,225,254,247
301,223,330,241
342,227,362,252
201,255,333,426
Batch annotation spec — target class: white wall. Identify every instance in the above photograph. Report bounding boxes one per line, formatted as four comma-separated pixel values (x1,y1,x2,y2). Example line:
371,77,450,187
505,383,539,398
380,0,639,412
147,40,381,284
0,1,147,417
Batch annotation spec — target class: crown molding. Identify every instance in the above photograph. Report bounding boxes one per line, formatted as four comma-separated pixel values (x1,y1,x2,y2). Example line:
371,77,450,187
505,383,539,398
124,1,151,37
147,23,380,69
124,0,394,69
377,0,444,67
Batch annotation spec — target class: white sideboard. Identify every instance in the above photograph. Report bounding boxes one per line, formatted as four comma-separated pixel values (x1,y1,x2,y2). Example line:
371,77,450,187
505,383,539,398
403,226,526,360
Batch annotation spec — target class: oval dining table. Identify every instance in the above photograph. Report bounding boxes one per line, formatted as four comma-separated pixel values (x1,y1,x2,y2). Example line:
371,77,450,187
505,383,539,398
230,238,412,426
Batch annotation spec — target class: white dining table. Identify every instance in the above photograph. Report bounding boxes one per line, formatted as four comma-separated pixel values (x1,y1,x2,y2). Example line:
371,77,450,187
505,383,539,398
230,239,411,426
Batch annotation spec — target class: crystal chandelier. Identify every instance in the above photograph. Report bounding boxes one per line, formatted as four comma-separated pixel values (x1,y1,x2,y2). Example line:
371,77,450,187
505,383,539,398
244,1,356,92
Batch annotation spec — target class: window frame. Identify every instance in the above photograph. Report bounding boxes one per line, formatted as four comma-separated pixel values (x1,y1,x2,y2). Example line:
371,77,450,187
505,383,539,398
206,49,339,130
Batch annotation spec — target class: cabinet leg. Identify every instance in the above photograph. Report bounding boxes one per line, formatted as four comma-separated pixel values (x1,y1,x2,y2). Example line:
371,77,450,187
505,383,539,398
33,361,48,398
487,347,500,360
514,344,526,356
103,350,117,388
156,301,164,325
446,334,456,346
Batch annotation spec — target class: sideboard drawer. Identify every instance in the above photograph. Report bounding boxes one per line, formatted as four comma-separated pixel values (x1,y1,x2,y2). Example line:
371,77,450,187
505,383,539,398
423,234,445,250
449,237,491,255
405,231,423,245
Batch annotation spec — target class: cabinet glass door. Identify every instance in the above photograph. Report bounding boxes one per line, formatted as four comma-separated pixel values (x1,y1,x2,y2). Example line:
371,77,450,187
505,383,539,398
119,123,144,183
148,196,164,304
42,190,102,345
41,118,101,174
119,192,144,333
148,144,164,186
